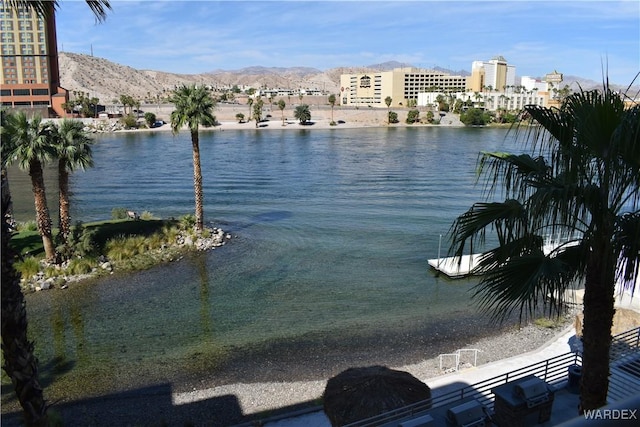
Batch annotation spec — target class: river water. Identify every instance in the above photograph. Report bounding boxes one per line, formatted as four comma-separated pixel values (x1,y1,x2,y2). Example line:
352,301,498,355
3,126,518,402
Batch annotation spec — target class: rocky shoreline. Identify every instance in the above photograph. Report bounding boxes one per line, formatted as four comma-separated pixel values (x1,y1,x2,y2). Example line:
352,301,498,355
20,224,231,293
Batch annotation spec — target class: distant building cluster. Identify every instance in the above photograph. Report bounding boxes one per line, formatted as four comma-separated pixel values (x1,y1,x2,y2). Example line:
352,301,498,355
1,3,565,118
339,56,563,111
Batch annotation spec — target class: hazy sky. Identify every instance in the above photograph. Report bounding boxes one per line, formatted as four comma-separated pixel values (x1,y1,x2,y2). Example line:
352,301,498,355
56,0,639,85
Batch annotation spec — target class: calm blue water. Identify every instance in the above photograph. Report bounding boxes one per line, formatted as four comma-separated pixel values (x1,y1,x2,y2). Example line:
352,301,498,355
4,126,518,400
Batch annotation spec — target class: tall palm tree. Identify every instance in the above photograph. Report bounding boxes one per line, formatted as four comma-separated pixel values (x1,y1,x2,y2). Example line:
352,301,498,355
2,3,110,426
328,94,337,124
53,120,94,246
170,84,217,231
278,99,286,126
3,112,57,261
449,82,639,412
1,172,48,427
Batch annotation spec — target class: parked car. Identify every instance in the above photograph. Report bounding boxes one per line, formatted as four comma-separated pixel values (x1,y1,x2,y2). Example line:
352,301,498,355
150,120,165,128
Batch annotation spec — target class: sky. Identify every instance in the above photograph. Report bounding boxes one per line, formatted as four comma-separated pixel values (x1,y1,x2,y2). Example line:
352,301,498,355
56,0,640,85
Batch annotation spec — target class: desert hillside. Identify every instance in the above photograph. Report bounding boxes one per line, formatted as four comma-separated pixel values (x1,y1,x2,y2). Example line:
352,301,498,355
58,52,630,106
58,52,345,104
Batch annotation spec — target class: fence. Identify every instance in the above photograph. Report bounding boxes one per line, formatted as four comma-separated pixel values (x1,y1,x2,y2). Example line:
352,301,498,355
346,326,640,427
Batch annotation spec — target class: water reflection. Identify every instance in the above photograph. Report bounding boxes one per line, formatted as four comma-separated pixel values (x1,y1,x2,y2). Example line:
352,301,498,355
3,127,517,404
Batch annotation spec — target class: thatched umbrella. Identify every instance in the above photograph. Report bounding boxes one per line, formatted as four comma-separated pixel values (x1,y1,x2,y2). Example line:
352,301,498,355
323,365,432,427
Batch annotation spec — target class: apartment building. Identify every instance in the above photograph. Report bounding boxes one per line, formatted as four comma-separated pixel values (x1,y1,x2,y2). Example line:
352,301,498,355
0,4,67,117
339,67,469,108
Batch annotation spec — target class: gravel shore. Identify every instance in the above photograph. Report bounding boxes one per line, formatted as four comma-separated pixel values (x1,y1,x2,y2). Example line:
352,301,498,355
174,316,577,425
1,315,576,427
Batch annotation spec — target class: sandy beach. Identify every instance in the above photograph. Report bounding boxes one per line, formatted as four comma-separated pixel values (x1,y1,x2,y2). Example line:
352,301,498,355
111,102,465,134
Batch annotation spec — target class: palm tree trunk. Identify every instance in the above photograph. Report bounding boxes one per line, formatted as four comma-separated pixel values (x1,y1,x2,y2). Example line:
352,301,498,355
1,171,49,427
29,160,56,261
58,160,71,245
191,130,204,231
1,167,14,225
580,233,616,412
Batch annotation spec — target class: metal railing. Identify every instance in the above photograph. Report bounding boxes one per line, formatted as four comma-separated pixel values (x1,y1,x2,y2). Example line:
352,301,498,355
345,326,640,427
345,351,581,427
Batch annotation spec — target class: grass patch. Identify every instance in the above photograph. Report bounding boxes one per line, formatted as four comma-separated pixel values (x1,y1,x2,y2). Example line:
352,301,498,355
10,230,47,257
534,317,563,329
15,257,40,279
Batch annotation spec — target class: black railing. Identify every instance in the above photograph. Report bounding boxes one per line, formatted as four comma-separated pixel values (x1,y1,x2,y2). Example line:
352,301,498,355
345,352,581,427
344,326,640,427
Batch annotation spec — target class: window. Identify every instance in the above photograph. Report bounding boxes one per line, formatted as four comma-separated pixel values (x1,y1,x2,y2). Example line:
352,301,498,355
13,89,30,96
32,88,48,96
1,89,11,96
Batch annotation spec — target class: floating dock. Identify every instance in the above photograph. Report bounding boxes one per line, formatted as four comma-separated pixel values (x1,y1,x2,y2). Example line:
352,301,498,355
427,254,483,278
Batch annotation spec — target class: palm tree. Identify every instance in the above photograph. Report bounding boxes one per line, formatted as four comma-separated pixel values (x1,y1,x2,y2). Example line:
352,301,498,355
449,82,639,412
385,96,392,125
247,97,254,121
253,97,264,128
2,3,110,425
3,112,57,261
170,84,217,231
328,94,337,124
278,99,286,126
53,120,94,247
1,172,48,427
294,104,311,124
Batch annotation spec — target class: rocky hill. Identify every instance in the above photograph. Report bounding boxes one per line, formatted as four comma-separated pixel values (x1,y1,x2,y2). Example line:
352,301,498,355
58,52,635,105
58,52,345,103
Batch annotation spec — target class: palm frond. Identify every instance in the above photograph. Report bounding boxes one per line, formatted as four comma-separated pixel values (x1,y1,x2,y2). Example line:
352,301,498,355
473,250,579,322
613,211,640,291
4,0,111,22
449,199,527,257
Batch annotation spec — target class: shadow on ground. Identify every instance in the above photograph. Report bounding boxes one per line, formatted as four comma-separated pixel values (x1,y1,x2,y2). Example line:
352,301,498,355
1,383,243,427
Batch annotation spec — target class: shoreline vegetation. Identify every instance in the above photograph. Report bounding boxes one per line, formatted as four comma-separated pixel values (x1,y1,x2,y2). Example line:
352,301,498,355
58,103,497,134
10,213,230,293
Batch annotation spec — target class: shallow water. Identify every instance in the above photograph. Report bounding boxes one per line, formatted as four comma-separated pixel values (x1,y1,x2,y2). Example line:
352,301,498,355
4,126,517,401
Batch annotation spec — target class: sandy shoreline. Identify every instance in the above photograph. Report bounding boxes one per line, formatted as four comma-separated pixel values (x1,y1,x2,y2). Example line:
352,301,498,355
90,102,466,134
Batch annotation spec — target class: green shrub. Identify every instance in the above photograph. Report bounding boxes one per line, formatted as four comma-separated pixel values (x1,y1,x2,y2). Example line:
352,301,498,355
405,110,420,124
16,220,38,232
460,108,491,126
161,225,180,243
120,114,138,129
62,222,98,258
144,112,156,127
388,111,399,124
179,214,196,230
67,257,98,275
140,211,156,220
43,266,59,278
15,257,40,279
105,236,135,261
111,207,128,220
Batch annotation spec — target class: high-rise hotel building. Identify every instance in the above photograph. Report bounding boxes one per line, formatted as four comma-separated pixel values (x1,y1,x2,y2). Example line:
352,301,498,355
468,55,516,92
0,4,67,117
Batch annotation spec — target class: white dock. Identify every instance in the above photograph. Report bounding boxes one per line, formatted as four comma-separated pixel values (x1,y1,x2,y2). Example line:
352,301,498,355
427,254,483,278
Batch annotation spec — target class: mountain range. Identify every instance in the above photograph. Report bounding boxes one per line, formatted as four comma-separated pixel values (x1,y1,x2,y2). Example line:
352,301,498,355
58,52,630,105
